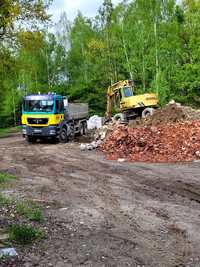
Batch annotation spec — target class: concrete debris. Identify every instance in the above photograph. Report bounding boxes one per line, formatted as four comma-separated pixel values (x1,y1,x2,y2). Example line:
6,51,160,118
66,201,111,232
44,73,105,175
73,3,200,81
195,151,200,158
80,144,88,151
168,100,181,107
0,248,18,258
94,125,109,140
87,115,103,130
118,158,126,163
168,99,176,105
80,140,102,151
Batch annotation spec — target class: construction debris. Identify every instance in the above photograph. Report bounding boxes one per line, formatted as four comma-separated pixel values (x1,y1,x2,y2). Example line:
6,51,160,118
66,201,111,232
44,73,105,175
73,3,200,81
101,120,200,163
129,103,184,127
100,103,200,163
0,248,18,258
87,115,103,130
118,158,126,163
80,140,102,151
80,124,112,151
82,102,200,162
129,102,200,128
94,125,110,140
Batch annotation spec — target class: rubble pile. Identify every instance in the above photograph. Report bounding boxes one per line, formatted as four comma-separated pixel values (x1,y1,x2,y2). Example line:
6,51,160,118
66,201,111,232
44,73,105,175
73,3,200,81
182,105,200,121
101,120,200,163
80,124,112,151
129,102,200,128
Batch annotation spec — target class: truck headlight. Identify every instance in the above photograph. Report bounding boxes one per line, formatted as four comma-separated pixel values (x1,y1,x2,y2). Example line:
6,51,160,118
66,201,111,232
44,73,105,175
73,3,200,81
49,130,56,135
22,127,27,134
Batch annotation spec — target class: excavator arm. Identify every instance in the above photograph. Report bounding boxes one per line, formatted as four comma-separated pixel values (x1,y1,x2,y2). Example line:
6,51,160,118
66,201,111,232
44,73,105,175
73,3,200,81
106,86,114,118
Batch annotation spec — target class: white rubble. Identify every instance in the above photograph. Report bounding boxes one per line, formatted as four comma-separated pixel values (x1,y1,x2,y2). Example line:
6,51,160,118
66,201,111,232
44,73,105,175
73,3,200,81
0,248,18,258
87,115,103,130
80,140,103,151
118,158,126,162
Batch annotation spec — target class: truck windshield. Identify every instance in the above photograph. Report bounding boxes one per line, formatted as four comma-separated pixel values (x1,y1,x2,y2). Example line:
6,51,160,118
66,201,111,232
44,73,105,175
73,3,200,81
123,87,134,97
23,100,54,112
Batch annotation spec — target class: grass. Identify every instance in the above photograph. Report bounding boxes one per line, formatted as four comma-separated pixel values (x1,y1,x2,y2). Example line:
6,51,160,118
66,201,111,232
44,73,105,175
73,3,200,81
0,194,12,205
0,172,16,184
16,201,44,223
0,126,21,138
0,171,45,247
8,224,43,245
0,171,43,222
0,195,44,222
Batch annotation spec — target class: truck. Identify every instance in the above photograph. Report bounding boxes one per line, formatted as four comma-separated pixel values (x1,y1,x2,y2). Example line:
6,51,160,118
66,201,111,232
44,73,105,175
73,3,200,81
21,93,88,143
106,80,158,121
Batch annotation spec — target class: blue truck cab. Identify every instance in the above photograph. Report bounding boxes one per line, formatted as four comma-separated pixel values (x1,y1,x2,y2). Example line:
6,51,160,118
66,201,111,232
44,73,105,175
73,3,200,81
21,93,88,143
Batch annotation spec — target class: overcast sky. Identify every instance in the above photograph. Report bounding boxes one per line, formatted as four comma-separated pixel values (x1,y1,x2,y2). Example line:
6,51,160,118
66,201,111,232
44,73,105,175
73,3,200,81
49,0,122,22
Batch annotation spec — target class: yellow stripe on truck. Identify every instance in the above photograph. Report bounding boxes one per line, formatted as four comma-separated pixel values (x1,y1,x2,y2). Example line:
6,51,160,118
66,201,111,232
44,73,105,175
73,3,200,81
22,114,64,126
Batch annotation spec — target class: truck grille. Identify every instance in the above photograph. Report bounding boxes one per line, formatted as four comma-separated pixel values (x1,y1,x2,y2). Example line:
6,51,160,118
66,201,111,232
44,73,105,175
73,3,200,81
27,118,48,125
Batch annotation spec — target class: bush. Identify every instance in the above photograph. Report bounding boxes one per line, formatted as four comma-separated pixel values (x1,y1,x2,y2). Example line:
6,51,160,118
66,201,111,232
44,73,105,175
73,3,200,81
8,224,43,245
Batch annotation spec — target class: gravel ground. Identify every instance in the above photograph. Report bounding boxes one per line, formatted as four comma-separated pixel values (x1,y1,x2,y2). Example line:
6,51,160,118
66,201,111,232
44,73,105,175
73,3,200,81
0,134,200,267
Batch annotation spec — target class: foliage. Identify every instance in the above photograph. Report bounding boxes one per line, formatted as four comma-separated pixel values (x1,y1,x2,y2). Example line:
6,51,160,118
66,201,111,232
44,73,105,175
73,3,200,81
0,194,12,205
0,127,20,138
0,172,16,184
8,224,43,245
0,0,51,41
1,0,200,127
16,201,44,222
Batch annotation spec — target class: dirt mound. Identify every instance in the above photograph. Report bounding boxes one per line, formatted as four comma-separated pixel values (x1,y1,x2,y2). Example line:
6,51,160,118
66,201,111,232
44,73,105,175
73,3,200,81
101,120,200,163
129,103,200,127
182,105,200,120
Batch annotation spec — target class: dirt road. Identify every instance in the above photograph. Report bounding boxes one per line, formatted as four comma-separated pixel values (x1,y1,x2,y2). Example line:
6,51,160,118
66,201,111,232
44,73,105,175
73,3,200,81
1,135,200,267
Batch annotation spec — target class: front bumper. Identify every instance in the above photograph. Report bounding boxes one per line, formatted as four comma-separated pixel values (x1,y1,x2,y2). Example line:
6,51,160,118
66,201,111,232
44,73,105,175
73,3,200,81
22,125,59,137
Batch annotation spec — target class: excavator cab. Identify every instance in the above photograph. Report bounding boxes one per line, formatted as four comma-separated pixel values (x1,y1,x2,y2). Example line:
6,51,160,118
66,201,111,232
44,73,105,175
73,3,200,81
123,86,134,97
107,80,135,116
113,86,134,110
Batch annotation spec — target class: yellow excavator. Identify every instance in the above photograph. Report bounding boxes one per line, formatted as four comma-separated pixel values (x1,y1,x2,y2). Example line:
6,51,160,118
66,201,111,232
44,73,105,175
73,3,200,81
106,80,158,121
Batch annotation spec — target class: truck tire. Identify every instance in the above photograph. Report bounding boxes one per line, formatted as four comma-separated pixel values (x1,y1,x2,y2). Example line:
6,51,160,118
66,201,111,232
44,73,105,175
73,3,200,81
68,123,75,141
79,123,84,136
83,121,87,135
113,113,126,122
26,136,37,143
59,127,68,143
142,108,155,119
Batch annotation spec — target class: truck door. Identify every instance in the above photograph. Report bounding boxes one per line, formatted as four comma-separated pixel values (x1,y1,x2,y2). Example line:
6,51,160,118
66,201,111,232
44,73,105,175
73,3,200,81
55,99,64,122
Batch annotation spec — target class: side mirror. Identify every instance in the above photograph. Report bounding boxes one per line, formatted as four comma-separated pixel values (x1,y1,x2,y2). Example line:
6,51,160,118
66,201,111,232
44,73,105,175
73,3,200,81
64,99,68,108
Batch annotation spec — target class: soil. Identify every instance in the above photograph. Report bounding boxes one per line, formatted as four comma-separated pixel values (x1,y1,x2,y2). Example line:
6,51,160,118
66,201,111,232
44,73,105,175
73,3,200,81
1,134,200,266
129,103,200,128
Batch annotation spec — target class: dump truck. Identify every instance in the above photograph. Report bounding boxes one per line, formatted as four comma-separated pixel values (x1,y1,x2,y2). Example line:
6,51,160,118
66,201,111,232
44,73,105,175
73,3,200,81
106,80,158,121
21,93,88,143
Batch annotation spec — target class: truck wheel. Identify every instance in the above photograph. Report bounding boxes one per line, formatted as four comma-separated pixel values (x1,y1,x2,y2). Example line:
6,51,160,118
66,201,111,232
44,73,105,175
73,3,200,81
59,128,68,143
83,122,87,135
142,108,155,119
26,136,37,143
113,113,126,122
79,122,87,136
79,123,84,136
68,123,75,141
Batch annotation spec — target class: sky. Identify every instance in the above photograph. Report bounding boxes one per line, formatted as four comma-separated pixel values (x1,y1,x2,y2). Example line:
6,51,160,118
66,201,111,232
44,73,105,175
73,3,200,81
49,0,122,22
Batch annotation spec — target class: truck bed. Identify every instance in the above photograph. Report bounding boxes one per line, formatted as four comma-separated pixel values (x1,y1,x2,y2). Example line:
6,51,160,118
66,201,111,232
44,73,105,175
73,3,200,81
68,103,88,120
